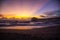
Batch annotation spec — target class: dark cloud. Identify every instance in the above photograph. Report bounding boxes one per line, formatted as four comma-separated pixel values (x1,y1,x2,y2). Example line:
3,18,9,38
44,10,60,18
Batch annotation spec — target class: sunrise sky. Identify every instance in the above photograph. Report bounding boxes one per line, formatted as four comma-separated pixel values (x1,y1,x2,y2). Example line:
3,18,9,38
0,0,59,18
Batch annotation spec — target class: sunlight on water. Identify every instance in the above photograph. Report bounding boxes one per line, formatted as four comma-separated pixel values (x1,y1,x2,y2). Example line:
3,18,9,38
0,26,46,30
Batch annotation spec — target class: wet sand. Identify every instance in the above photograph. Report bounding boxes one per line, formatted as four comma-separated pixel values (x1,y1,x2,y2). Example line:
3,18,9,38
0,25,60,40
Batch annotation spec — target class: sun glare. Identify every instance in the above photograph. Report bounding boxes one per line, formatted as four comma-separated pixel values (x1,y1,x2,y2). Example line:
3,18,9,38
15,15,31,18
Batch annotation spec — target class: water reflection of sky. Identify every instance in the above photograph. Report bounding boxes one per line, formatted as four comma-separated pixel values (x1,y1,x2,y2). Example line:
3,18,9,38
0,26,46,30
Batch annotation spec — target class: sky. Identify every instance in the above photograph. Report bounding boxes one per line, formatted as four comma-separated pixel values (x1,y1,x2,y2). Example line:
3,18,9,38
0,0,59,18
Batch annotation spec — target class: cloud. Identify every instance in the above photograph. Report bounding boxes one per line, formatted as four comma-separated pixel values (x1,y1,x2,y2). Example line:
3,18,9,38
42,10,60,18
